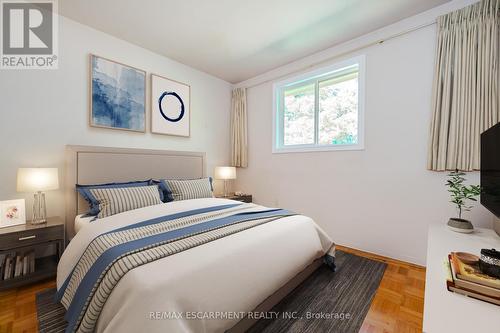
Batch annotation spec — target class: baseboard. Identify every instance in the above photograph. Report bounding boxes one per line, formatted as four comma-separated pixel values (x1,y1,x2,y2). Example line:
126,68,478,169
336,244,426,269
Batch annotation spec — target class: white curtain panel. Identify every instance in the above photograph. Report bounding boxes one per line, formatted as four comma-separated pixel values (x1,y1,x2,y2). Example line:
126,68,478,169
230,88,248,168
428,0,499,171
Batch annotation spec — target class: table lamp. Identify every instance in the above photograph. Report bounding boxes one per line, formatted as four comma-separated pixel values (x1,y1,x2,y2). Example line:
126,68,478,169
17,168,59,224
214,166,236,197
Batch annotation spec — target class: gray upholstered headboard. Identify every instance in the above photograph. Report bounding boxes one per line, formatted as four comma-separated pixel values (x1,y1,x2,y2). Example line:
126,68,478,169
65,145,206,238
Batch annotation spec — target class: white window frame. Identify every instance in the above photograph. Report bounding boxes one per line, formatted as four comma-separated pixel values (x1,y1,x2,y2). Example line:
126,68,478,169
272,55,365,154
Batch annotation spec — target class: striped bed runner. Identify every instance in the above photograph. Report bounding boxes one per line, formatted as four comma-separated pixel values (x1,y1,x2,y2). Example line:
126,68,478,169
57,203,296,333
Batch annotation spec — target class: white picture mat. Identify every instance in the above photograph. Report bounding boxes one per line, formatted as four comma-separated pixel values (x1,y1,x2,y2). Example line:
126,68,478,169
151,74,190,137
0,199,26,228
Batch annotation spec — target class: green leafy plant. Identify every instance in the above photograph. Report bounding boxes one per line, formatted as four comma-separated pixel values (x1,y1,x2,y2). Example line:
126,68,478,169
445,170,481,219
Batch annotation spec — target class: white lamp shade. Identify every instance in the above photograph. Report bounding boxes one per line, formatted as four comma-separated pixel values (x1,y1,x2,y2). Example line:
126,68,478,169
17,168,59,192
214,166,236,180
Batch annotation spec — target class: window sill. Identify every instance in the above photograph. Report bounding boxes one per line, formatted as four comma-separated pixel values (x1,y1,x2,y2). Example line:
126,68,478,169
272,144,365,154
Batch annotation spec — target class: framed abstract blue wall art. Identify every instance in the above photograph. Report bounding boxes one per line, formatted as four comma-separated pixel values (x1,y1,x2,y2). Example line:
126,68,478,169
90,54,146,132
151,74,190,137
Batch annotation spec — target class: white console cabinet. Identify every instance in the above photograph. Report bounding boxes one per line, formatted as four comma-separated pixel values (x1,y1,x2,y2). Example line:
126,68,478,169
423,224,500,332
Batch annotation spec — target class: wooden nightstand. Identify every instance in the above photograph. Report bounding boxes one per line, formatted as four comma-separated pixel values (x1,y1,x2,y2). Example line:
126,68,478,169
0,217,64,290
223,194,252,203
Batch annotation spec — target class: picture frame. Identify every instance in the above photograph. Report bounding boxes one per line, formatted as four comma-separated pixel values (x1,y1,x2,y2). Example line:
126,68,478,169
0,199,26,228
89,54,146,133
151,73,191,137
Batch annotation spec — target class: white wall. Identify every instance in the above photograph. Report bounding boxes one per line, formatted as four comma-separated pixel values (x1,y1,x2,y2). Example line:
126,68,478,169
234,0,494,265
0,16,232,220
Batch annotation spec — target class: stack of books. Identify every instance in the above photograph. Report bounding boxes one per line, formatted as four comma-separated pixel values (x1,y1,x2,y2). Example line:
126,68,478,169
446,252,500,306
0,251,36,281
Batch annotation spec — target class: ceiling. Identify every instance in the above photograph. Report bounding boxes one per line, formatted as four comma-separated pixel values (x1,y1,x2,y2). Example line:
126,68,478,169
59,0,450,83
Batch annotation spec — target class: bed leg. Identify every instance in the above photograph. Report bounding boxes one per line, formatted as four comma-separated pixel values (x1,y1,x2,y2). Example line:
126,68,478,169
323,254,336,272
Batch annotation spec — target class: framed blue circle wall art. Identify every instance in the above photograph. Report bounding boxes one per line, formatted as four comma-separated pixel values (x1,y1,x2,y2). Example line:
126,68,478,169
151,74,190,137
158,91,185,122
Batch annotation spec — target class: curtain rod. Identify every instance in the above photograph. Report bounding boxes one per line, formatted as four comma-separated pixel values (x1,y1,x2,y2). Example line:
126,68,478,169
241,21,436,89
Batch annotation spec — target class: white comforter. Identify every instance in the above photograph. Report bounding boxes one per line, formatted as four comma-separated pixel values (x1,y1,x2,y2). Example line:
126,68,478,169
57,198,334,333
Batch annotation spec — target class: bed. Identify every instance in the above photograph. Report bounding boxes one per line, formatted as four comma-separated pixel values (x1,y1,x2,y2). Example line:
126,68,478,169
74,214,93,233
60,145,335,333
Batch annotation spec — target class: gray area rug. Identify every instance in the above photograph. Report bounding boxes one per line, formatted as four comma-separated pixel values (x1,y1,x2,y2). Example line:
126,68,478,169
35,288,67,333
247,250,387,333
36,250,386,333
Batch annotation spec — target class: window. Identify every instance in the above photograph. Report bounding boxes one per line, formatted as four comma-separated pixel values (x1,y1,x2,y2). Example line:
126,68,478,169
273,56,365,153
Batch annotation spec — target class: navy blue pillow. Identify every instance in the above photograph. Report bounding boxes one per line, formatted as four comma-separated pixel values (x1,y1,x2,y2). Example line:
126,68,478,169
76,179,161,216
152,180,174,203
155,177,213,203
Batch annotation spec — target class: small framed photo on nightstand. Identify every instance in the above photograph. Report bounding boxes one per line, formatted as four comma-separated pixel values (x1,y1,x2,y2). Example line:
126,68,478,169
0,199,26,228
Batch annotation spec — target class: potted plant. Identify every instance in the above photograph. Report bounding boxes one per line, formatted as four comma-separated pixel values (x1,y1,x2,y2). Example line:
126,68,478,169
445,170,481,233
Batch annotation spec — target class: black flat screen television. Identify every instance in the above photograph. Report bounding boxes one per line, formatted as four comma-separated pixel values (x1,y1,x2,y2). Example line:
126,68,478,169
481,123,500,218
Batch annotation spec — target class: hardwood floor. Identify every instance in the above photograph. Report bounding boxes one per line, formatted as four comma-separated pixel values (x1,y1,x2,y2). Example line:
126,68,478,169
336,245,426,333
0,246,425,333
0,279,55,333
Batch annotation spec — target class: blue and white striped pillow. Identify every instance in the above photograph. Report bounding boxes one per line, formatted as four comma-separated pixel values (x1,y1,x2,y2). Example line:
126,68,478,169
161,178,214,201
76,180,156,216
89,185,163,219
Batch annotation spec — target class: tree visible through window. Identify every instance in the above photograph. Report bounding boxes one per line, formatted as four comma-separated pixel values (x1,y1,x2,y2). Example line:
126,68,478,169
283,83,315,145
318,74,358,145
274,57,364,152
